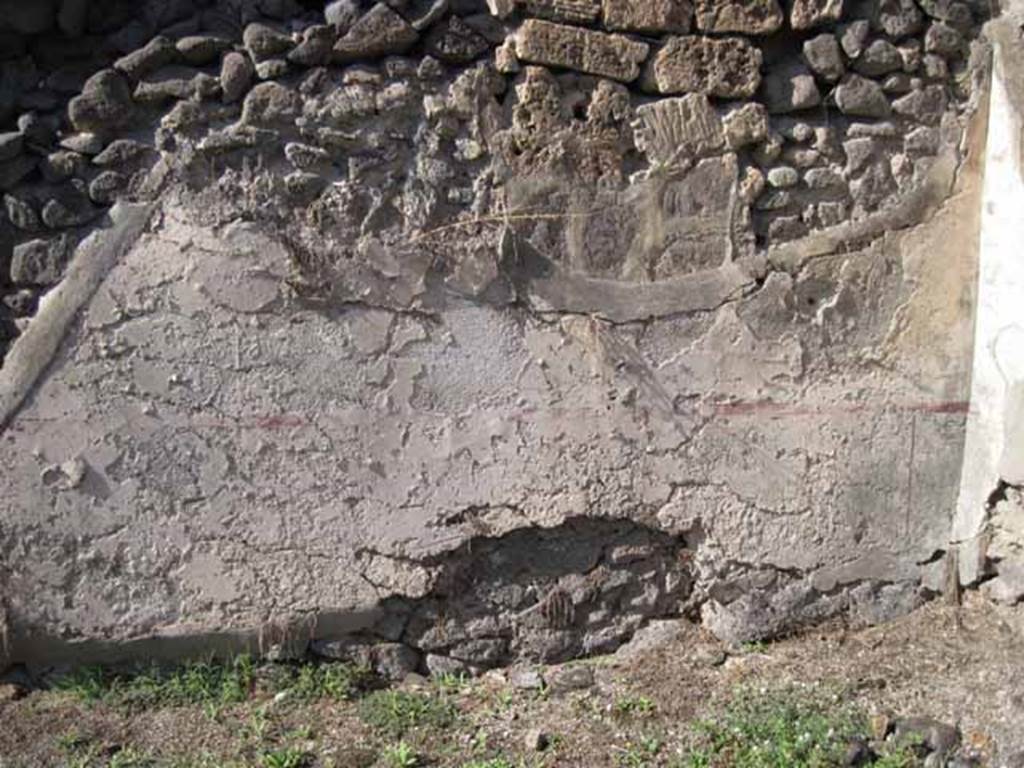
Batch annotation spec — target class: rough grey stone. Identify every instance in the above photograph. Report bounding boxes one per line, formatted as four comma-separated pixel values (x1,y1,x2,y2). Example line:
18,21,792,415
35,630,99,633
0,132,22,163
643,35,761,97
548,665,594,692
41,188,97,228
220,52,254,104
918,0,972,31
509,667,545,689
843,136,877,174
325,0,361,31
332,3,419,64
40,151,88,183
516,19,649,82
840,20,870,58
892,84,948,124
176,35,233,66
924,22,963,57
93,139,156,169
10,234,72,285
874,0,923,38
284,142,331,170
603,0,692,33
243,22,295,61
519,0,601,23
803,34,845,82
853,39,903,76
241,81,302,127
893,718,960,756
115,36,181,81
790,0,843,30
424,17,489,64
694,0,782,34
4,194,40,231
88,171,127,205
767,166,799,188
287,25,336,67
68,69,135,135
255,58,290,80
723,102,769,149
59,133,104,156
835,74,891,118
761,66,822,113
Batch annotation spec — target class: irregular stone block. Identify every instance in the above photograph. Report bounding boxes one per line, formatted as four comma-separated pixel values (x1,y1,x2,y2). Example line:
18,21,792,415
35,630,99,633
874,0,923,38
516,19,649,83
834,74,890,118
642,35,760,98
790,0,843,30
633,93,726,165
424,17,490,63
88,171,126,205
892,84,947,124
68,69,135,134
10,234,72,285
924,21,963,57
241,81,303,127
519,0,601,23
243,22,295,61
4,194,40,231
761,66,821,113
603,0,693,34
722,102,768,149
333,3,419,63
288,25,336,67
839,19,870,58
918,0,972,31
853,39,902,76
114,36,180,82
0,131,22,162
176,35,234,66
220,52,254,104
42,189,98,229
695,0,783,34
803,33,844,81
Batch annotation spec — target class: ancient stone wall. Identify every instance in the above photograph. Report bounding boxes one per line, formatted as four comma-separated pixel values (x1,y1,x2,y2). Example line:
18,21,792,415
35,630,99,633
0,0,992,673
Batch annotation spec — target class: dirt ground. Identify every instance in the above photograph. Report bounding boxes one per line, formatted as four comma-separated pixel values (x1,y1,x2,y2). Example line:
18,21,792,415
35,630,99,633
1,593,1023,768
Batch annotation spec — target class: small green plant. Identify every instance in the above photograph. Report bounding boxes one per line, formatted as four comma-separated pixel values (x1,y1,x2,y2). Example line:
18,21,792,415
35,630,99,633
433,670,470,694
282,661,369,701
382,741,419,768
260,746,310,768
616,735,662,767
56,655,256,709
359,689,458,737
676,685,920,768
461,759,518,768
615,695,656,717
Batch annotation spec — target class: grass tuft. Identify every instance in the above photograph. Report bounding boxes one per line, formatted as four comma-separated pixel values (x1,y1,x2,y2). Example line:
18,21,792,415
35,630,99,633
358,689,458,738
676,685,921,768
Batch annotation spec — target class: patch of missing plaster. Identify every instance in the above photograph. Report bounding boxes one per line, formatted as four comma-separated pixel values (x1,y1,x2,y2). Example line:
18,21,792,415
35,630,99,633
352,517,692,668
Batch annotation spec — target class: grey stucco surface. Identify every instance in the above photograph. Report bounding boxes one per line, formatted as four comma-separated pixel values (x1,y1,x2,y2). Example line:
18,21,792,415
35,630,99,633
0,0,998,670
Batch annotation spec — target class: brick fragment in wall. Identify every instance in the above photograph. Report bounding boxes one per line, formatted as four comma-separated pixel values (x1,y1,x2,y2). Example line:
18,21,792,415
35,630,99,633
641,35,761,98
515,19,649,83
694,0,783,34
602,0,693,33
632,93,725,165
517,0,601,23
